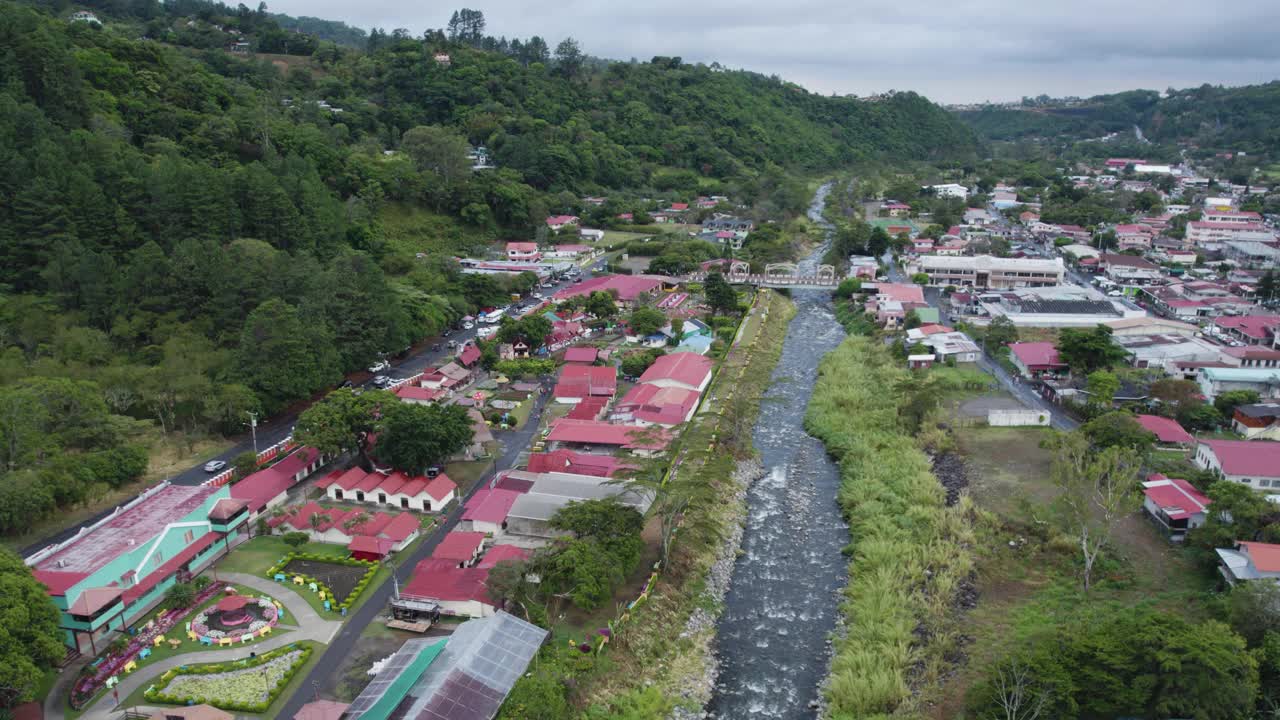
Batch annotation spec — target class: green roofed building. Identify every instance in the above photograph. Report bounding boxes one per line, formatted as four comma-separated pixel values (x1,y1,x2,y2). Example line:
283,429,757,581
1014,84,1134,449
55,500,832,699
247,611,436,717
345,611,548,720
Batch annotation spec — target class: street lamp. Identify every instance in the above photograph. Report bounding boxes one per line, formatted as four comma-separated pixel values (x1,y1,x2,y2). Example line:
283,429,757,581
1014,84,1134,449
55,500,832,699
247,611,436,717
246,410,259,454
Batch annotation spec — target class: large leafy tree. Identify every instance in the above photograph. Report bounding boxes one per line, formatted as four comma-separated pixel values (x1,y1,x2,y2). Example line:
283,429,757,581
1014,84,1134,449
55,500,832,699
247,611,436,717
0,547,62,709
704,271,738,315
235,299,340,412
1055,324,1126,374
294,388,396,457
376,402,475,474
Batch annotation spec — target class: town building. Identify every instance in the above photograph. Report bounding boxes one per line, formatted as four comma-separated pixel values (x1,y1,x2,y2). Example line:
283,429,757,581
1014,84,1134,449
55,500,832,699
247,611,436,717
1186,221,1275,248
505,242,541,262
27,483,248,654
637,352,713,393
1134,415,1195,447
1214,315,1280,346
228,447,324,516
905,255,1065,289
552,274,668,306
1233,403,1280,440
1196,367,1280,402
1008,342,1068,378
545,215,580,231
1194,439,1280,489
1217,541,1280,585
503,471,655,539
924,183,969,199
1142,473,1210,542
1224,241,1280,269
1097,254,1164,285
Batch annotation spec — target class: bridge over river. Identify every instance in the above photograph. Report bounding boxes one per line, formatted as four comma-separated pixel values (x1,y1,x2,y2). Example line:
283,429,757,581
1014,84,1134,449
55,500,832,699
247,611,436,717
686,260,844,289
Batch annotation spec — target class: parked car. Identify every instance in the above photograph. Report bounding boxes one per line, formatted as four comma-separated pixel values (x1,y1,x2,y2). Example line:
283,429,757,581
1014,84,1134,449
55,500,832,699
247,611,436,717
532,292,544,299
462,321,474,330
372,375,391,387
540,281,555,288
368,360,390,373
431,343,442,351
338,379,355,389
203,460,227,473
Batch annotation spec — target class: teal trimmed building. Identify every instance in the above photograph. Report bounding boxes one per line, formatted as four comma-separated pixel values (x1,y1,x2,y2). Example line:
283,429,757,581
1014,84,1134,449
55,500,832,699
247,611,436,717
27,482,248,655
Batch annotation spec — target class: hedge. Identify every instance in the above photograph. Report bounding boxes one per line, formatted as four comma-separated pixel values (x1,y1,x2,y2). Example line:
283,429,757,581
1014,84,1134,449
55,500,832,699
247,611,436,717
265,552,379,612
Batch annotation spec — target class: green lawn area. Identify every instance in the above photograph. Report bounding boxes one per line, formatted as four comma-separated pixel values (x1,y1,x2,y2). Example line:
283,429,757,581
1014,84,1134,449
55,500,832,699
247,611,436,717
506,396,535,428
216,536,350,578
117,640,326,719
444,446,497,493
598,229,657,248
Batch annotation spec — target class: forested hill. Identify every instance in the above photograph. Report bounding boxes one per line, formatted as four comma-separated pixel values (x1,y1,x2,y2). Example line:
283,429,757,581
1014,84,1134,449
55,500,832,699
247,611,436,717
0,0,974,532
955,82,1280,157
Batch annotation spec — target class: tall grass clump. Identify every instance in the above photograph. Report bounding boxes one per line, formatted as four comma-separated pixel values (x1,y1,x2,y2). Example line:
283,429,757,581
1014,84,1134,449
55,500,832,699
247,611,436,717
806,336,974,718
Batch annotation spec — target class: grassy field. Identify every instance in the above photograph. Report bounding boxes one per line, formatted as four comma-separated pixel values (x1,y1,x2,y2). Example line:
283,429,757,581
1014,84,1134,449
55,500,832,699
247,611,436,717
444,445,498,493
926,425,1218,718
379,201,498,259
216,536,350,577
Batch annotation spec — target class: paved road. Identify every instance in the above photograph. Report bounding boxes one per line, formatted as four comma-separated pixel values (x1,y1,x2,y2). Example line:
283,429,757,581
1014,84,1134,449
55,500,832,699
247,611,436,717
58,572,344,720
274,379,557,720
881,251,1079,431
20,271,591,558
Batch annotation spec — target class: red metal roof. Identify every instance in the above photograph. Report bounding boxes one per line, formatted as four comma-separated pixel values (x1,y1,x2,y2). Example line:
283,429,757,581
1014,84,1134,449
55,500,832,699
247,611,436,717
402,558,492,604
231,448,320,512
1241,541,1280,573
433,531,485,562
354,472,386,493
476,544,530,569
1215,314,1280,340
424,474,457,501
1009,342,1065,369
616,383,700,426
1203,440,1280,477
546,419,671,450
506,242,538,253
554,364,617,399
552,274,667,302
348,535,395,556
638,352,713,390
1135,415,1194,445
525,450,629,477
395,385,446,403
563,347,598,364
462,488,523,525
458,344,482,367
378,512,421,543
1143,474,1210,520
68,586,123,616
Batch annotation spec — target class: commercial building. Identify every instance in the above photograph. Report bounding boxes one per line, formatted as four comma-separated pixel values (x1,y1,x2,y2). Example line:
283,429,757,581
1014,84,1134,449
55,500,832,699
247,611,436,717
27,483,248,654
1194,439,1280,489
905,255,1064,289
1196,367,1280,403
978,286,1143,328
1187,221,1275,247
1224,241,1280,269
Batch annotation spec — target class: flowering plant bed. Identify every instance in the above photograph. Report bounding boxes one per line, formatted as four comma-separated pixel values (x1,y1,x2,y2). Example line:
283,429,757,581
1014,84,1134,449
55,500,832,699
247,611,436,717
191,595,279,638
143,643,312,714
266,552,378,612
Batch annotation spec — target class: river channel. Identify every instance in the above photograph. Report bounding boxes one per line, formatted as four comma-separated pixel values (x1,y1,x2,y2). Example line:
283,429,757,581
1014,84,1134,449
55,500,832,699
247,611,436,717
707,184,850,718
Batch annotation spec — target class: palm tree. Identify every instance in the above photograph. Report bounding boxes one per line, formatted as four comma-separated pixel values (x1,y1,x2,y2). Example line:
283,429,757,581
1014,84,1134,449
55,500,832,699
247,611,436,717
307,512,331,540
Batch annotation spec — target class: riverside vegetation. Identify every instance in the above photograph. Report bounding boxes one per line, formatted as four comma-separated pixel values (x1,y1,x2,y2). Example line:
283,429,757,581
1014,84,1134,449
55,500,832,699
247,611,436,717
805,337,976,717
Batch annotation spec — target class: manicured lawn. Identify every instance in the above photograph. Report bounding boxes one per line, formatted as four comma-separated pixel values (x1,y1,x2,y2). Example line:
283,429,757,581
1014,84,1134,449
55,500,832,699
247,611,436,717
216,536,349,578
444,449,496,493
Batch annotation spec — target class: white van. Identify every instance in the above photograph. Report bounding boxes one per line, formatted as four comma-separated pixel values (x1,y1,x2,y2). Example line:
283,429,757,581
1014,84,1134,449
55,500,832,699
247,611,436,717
481,309,505,324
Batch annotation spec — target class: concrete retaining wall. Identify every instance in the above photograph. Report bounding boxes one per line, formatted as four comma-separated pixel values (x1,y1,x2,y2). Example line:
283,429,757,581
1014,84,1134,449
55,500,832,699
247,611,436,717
988,408,1050,426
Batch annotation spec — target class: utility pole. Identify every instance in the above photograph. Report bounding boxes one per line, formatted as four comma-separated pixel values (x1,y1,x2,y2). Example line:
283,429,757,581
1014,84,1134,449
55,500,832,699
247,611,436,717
246,411,259,454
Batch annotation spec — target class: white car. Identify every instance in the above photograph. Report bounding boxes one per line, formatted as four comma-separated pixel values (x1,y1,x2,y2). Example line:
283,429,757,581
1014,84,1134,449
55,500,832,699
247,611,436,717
203,460,227,473
368,360,390,373
532,292,544,300
462,321,474,330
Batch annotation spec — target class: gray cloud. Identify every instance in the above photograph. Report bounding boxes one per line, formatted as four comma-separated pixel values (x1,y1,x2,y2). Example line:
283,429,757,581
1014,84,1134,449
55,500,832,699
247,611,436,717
266,0,1280,103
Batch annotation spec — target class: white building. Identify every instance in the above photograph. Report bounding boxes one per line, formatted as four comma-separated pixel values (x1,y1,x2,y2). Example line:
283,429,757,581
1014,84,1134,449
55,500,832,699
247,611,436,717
925,183,969,199
1194,439,1280,489
905,255,1065,289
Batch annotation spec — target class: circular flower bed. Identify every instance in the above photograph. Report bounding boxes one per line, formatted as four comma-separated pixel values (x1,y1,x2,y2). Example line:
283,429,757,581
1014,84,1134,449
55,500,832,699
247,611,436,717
191,596,278,639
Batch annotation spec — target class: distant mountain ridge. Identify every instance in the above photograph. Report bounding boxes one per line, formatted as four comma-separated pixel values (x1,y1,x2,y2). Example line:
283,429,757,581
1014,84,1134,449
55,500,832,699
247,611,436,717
954,81,1280,157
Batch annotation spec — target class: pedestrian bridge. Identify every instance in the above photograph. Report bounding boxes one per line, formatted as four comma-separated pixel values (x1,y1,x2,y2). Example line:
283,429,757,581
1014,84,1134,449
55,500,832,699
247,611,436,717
686,261,842,288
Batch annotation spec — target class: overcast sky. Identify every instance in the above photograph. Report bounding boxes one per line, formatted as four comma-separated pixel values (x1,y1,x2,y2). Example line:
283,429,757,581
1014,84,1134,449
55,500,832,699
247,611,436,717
266,0,1280,104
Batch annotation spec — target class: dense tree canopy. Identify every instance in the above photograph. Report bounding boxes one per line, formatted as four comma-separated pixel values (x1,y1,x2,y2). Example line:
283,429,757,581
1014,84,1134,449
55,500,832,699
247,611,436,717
0,547,62,708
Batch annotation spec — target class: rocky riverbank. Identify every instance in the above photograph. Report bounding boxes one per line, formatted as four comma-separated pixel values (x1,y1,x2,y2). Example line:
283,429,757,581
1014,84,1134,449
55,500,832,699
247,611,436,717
668,457,763,720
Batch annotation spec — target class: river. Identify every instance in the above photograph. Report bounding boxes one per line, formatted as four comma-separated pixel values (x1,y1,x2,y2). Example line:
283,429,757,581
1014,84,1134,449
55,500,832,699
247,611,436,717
707,184,850,718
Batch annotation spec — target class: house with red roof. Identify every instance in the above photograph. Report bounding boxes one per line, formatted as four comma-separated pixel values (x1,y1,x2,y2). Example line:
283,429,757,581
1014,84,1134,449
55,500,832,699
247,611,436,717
1135,415,1194,447
29,483,248,654
637,352,713,393
546,418,671,455
612,383,701,427
394,384,448,405
315,469,456,512
1195,439,1280,489
1142,473,1210,541
457,343,482,367
401,558,496,618
229,447,324,515
553,364,617,403
476,544,530,569
1217,541,1280,585
552,274,668,306
545,215,580,231
1214,314,1280,346
506,242,541,262
348,535,396,561
1008,342,1068,378
563,347,598,364
525,450,631,477
433,531,486,568
460,488,526,535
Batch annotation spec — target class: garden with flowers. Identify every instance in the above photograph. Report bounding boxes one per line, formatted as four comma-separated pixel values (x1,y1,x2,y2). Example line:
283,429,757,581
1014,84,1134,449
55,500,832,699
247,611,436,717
143,643,313,714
